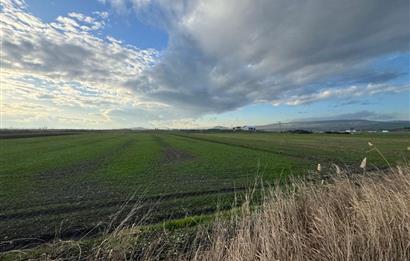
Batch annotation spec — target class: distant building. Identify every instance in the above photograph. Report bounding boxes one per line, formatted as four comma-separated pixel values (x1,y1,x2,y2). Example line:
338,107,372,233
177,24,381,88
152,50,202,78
245,126,256,132
233,126,256,132
345,128,357,133
382,130,390,133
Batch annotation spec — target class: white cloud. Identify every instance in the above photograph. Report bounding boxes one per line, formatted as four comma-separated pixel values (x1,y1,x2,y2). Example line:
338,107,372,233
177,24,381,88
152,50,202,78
0,2,158,86
270,83,410,106
0,0,166,128
98,0,129,14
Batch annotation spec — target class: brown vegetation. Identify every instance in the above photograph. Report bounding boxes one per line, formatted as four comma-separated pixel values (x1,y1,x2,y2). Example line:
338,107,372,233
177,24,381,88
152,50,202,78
186,166,410,261
3,166,409,260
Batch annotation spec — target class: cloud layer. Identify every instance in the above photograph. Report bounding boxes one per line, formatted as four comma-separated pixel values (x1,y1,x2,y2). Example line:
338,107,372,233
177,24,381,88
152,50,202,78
127,0,410,112
1,0,409,127
1,1,157,88
1,0,169,128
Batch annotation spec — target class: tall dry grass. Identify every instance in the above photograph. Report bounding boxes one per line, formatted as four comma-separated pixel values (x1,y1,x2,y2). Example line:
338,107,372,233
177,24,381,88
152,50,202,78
3,166,409,260
186,166,410,261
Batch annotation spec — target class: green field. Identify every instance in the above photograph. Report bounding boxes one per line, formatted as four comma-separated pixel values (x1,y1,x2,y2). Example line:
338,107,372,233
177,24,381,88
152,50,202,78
1,131,409,247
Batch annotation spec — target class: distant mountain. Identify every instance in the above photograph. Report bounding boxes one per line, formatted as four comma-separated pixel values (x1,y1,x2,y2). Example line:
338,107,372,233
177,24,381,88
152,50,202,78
256,120,410,132
130,127,148,130
209,126,230,130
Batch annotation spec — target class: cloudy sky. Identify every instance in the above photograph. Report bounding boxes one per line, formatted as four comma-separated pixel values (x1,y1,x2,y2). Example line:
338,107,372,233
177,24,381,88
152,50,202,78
1,0,409,129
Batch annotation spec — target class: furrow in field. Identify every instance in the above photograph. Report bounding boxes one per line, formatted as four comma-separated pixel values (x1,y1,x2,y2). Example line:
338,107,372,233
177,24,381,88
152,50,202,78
0,186,247,221
37,138,134,178
0,202,236,252
2,137,136,211
171,133,319,162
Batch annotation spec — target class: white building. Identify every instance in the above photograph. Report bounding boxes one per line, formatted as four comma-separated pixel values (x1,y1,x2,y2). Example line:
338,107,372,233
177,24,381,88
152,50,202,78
233,126,256,132
345,129,357,133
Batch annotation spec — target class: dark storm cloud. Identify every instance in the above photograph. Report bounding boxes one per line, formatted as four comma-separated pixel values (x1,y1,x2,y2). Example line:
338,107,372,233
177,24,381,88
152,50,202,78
128,0,410,112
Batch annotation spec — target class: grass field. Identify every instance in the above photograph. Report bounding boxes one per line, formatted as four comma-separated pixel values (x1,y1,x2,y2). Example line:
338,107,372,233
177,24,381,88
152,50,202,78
1,131,409,250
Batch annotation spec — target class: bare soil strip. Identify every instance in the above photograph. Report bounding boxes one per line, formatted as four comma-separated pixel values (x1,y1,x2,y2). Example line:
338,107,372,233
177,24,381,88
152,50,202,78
153,134,195,164
162,147,195,163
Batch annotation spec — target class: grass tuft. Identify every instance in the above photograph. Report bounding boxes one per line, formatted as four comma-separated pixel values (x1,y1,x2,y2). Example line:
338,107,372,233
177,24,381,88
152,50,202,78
184,166,410,260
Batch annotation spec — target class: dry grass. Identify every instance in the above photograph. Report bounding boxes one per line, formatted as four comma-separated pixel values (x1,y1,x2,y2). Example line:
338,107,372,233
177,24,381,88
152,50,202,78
2,166,409,260
185,166,410,261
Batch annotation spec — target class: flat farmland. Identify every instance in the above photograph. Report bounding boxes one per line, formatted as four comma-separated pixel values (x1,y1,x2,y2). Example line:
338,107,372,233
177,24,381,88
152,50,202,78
182,132,410,168
1,131,409,247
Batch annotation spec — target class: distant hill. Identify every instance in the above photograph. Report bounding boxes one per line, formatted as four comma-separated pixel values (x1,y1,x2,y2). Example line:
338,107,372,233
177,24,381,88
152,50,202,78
256,120,410,132
130,127,148,131
209,126,230,130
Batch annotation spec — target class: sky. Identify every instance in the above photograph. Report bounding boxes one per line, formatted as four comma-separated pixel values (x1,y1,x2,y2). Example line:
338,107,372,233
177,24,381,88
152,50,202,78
1,0,409,129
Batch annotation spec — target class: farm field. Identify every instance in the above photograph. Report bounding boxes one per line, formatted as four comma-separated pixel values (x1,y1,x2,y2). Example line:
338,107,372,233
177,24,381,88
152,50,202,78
0,131,409,249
